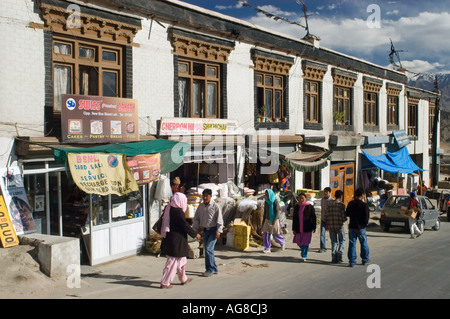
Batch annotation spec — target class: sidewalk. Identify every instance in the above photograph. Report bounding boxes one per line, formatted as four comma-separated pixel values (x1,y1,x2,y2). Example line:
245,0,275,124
2,212,389,299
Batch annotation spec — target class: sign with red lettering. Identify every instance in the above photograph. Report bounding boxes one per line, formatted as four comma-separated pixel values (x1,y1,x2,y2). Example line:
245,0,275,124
127,154,161,185
61,94,139,143
0,195,19,248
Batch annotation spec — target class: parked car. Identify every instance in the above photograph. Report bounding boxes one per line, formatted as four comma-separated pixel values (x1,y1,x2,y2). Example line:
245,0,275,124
380,195,440,232
424,189,450,222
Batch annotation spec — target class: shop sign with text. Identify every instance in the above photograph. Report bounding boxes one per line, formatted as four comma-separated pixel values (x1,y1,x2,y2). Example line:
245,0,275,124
0,196,19,248
61,94,139,143
159,117,240,135
127,154,161,185
68,153,139,196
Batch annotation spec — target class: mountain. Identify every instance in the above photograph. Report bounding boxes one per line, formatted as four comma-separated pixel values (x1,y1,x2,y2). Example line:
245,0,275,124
408,73,450,112
407,72,450,153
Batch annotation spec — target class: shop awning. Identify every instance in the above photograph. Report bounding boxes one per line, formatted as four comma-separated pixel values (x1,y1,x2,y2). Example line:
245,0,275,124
282,145,332,172
362,147,425,174
53,139,189,174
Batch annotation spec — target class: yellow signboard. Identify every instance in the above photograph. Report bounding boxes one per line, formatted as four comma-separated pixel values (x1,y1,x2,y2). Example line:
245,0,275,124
0,195,19,248
68,153,139,196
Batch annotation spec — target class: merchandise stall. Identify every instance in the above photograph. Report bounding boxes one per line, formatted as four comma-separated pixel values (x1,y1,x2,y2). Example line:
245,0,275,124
53,138,189,265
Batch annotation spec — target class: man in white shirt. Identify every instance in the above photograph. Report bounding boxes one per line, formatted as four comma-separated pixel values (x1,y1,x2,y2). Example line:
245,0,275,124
193,189,223,277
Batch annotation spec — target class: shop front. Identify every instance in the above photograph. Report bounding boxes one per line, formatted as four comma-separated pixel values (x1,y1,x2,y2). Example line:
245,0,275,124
52,138,188,265
159,117,245,195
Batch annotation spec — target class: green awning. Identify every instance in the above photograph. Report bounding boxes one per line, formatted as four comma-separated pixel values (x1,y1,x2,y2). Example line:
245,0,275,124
53,139,189,174
281,145,332,172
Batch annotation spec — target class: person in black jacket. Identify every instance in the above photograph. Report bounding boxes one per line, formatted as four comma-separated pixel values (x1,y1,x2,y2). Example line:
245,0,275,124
292,192,317,261
160,192,200,288
345,188,370,267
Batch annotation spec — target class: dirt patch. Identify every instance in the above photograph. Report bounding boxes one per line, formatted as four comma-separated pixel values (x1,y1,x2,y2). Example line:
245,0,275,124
0,245,64,298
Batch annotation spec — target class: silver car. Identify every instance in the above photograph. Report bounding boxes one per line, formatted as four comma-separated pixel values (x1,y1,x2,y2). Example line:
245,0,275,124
380,195,440,232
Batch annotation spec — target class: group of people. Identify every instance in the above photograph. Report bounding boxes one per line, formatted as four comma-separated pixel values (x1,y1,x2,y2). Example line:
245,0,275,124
320,187,371,267
264,187,370,267
159,178,224,289
158,180,373,288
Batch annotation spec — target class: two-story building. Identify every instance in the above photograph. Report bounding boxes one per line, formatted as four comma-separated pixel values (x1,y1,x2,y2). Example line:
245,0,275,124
0,0,439,264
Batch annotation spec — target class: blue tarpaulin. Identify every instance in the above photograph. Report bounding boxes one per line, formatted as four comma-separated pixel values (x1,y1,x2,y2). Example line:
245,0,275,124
362,147,425,174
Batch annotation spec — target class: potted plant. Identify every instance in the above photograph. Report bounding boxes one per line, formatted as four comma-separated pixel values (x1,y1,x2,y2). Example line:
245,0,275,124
334,111,345,125
257,105,266,122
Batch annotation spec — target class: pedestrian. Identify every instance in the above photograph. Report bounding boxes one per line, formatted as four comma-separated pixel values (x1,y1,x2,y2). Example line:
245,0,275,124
193,188,224,277
323,190,347,263
345,188,370,267
408,192,423,239
262,189,285,253
319,187,334,253
160,192,200,288
292,192,317,262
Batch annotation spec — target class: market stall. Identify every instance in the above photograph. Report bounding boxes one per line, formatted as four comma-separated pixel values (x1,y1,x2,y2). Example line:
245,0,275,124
53,139,189,265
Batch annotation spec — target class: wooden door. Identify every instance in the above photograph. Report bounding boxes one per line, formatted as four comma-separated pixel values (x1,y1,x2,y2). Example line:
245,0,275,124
330,163,355,206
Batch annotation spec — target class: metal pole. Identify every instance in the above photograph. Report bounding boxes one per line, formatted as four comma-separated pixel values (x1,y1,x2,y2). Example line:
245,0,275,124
431,77,441,187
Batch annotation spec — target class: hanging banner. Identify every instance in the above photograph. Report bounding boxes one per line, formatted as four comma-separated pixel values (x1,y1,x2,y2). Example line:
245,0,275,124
0,195,19,248
68,153,139,196
0,167,36,235
127,154,161,185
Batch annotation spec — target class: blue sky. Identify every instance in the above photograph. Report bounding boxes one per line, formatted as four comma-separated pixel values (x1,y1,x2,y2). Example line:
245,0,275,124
180,0,450,75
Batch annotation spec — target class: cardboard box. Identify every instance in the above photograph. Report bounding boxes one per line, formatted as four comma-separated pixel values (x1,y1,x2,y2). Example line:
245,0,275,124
400,206,418,219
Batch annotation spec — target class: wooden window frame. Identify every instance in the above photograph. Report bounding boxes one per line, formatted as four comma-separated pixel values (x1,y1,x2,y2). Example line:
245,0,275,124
429,102,436,142
408,103,418,136
387,95,399,126
177,58,221,118
304,80,320,123
333,86,352,125
52,35,123,112
256,72,285,122
364,91,378,126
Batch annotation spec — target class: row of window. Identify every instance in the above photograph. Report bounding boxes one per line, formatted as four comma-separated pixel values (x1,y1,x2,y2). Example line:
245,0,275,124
51,35,433,137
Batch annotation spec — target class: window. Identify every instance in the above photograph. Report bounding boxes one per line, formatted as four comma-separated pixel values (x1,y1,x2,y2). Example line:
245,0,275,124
408,103,418,136
429,101,436,142
177,59,220,118
256,72,284,121
364,91,378,126
304,80,320,123
387,95,399,126
52,36,123,112
334,86,351,125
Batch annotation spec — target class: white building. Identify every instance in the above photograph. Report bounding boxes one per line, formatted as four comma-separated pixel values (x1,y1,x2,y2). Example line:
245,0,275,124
0,0,439,263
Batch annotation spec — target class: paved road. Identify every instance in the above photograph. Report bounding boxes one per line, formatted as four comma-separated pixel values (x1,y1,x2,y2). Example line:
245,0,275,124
5,214,450,302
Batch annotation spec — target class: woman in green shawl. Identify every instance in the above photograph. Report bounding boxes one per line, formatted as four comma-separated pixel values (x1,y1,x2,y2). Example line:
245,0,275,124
262,189,285,253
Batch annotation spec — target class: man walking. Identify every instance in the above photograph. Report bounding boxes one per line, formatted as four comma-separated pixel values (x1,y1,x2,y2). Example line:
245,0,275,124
323,190,347,263
319,187,333,253
193,189,224,277
345,188,370,267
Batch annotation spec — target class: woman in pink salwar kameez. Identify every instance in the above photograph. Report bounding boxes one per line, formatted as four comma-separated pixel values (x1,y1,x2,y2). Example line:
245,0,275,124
160,192,200,288
292,193,317,261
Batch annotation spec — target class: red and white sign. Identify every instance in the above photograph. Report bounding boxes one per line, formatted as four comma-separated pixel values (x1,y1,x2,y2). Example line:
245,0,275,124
159,117,240,136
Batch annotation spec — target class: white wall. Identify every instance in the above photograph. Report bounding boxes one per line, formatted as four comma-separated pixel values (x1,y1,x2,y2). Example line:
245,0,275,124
133,19,175,136
0,0,45,138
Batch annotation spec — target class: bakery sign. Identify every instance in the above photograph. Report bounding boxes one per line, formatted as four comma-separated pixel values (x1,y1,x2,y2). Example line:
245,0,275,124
61,94,138,143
